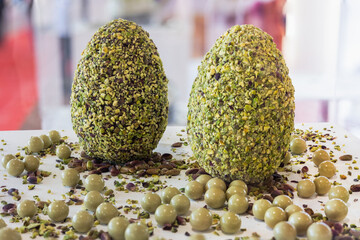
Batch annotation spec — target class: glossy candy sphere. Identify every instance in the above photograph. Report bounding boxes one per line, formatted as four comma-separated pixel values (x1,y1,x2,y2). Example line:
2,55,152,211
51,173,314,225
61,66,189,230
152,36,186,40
220,211,241,234
72,210,94,233
190,208,212,231
48,200,69,222
108,216,129,240
140,192,161,213
96,202,119,224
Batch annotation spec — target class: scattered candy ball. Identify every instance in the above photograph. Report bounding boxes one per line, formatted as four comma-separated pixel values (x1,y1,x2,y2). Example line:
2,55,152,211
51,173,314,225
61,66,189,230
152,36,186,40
190,208,212,231
312,149,330,166
314,176,331,195
95,202,119,224
108,216,129,240
273,221,296,240
297,179,315,198
288,211,312,236
28,136,44,153
72,210,94,233
220,211,241,234
307,222,332,240
56,144,71,159
204,187,226,209
264,207,287,229
49,130,61,144
84,174,105,192
141,192,161,213
17,200,37,218
290,138,306,155
318,161,336,178
6,158,24,177
185,181,204,200
170,194,190,215
24,155,40,172
84,191,104,212
154,204,177,226
252,199,272,220
48,200,69,222
61,168,80,187
160,186,181,204
1,154,15,168
124,223,149,240
324,199,348,222
328,185,349,203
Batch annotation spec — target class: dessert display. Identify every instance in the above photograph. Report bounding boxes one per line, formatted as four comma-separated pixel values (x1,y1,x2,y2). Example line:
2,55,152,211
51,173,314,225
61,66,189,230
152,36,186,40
1,20,360,240
1,124,360,239
187,25,295,184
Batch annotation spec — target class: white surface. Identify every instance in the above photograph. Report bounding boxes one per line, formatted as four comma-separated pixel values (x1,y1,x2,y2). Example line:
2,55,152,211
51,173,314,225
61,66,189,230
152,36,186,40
1,123,360,239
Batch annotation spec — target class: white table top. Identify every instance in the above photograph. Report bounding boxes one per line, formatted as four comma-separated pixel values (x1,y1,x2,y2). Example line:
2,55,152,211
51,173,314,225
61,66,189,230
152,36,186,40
1,123,360,239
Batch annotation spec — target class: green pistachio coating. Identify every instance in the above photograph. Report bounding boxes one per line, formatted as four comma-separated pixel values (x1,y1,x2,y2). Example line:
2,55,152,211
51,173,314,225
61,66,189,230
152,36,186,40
187,25,294,183
71,18,168,163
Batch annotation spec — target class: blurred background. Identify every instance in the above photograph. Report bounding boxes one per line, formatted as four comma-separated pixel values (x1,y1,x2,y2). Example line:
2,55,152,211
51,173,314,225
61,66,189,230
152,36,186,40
0,0,360,138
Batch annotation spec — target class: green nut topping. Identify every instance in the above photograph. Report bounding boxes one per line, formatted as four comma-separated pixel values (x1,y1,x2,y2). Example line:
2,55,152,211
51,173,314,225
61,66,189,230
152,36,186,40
71,18,168,163
187,25,295,183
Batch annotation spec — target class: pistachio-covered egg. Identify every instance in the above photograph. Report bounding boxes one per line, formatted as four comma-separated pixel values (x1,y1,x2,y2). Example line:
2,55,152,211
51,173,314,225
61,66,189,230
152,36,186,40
187,25,294,183
71,19,168,163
